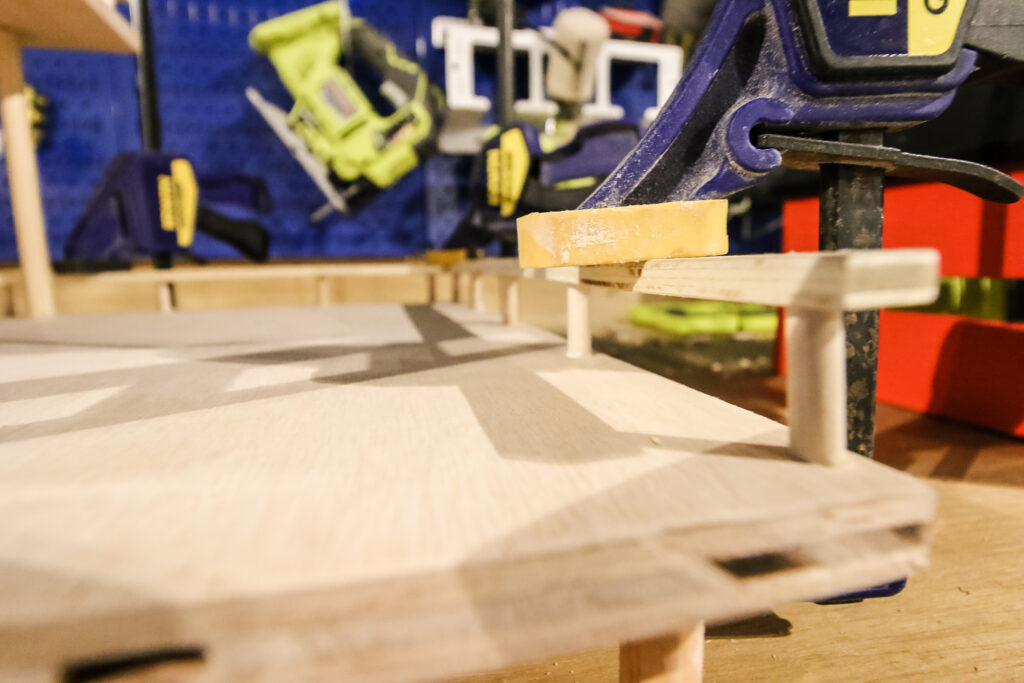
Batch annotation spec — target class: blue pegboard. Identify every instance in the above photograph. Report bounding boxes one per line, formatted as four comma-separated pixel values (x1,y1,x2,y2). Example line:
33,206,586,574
1,0,664,262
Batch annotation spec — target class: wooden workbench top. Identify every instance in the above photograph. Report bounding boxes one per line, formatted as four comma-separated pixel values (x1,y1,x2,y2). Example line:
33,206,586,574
0,305,934,681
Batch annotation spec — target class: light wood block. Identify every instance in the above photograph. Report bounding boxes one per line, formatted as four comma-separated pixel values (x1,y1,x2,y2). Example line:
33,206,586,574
0,0,140,53
517,201,729,267
0,305,935,682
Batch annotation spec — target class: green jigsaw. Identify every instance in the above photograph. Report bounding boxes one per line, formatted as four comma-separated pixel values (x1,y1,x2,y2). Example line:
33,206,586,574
247,1,445,219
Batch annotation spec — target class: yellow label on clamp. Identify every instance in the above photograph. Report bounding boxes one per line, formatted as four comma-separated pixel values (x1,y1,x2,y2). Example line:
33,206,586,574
908,0,968,56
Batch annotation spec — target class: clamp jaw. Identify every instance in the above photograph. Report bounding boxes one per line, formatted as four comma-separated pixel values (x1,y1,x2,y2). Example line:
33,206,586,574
581,0,1024,209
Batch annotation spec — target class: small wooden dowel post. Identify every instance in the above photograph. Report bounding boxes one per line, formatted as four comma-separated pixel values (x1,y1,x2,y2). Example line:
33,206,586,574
427,273,438,304
566,283,591,358
452,272,464,305
499,276,519,325
0,31,56,318
156,282,174,313
471,273,486,311
620,624,704,683
786,308,846,466
316,276,331,306
1,280,13,317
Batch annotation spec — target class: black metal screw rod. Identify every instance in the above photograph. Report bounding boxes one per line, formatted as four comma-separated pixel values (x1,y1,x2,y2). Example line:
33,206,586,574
818,129,885,458
495,0,515,129
128,0,162,152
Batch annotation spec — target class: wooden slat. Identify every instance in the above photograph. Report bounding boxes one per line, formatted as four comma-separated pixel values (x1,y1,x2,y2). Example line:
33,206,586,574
452,259,525,278
5,263,441,287
0,305,935,681
452,259,581,285
86,262,441,283
579,250,939,311
0,0,139,53
460,250,939,311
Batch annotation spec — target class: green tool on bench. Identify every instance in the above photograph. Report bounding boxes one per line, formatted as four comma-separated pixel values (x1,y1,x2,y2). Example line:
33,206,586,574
247,1,445,220
630,302,779,337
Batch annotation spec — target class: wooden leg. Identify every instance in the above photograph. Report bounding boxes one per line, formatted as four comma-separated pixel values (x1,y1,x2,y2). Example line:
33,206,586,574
427,273,438,304
0,32,55,318
786,308,846,466
500,276,519,325
156,282,174,313
471,274,486,311
453,272,465,303
620,624,704,683
566,283,591,358
10,280,26,317
2,281,14,317
316,276,331,306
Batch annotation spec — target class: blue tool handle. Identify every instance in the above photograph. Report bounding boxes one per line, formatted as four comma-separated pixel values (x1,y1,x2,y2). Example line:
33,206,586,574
816,578,907,605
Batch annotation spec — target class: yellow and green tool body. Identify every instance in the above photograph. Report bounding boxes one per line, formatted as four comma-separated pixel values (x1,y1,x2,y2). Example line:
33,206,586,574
248,2,444,211
630,301,779,337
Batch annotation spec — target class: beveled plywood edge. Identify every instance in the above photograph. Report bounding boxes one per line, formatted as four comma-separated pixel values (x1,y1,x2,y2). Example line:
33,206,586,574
516,200,729,268
0,486,934,683
0,511,937,683
578,249,940,311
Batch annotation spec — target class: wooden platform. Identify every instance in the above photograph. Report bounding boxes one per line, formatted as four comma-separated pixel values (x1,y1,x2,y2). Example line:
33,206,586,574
448,388,1024,683
0,304,935,681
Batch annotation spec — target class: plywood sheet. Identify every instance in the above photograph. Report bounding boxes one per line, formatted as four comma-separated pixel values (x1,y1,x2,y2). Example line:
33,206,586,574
0,305,934,682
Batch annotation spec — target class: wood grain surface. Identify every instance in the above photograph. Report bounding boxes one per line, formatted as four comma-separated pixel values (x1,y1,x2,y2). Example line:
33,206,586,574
580,250,939,311
457,250,939,311
0,305,934,682
517,201,729,267
453,386,1024,683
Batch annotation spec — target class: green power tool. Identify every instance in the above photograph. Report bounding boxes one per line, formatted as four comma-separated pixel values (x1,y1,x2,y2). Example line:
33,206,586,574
247,1,445,219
